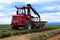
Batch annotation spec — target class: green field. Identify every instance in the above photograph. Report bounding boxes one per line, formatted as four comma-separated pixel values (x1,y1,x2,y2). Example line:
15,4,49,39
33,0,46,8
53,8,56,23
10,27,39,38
0,24,60,31
0,24,60,38
31,28,60,40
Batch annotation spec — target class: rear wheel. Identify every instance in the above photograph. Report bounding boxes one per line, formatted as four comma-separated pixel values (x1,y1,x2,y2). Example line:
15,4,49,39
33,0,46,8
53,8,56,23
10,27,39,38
25,20,31,30
37,23,45,28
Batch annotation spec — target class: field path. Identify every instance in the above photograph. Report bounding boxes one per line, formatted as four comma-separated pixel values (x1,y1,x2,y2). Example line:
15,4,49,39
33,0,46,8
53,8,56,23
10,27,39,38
0,30,50,40
0,29,60,40
0,34,30,40
47,34,60,40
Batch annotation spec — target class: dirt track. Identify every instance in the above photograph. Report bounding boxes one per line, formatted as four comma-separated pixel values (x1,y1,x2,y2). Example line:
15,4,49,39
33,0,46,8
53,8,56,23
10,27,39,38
47,34,60,40
0,34,60,40
0,30,60,40
0,34,30,40
0,30,49,40
0,33,39,40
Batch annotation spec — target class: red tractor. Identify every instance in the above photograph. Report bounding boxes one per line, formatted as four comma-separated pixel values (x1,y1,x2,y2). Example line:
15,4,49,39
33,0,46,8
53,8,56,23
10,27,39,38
11,4,47,30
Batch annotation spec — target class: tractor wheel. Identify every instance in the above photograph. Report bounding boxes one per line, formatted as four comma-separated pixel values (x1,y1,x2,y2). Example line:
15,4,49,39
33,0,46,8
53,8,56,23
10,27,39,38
25,20,31,30
37,23,45,28
11,24,18,29
36,23,41,29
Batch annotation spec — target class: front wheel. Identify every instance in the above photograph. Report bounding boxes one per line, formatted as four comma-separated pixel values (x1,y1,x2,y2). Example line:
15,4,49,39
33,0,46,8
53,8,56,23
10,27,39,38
11,24,18,29
25,20,32,30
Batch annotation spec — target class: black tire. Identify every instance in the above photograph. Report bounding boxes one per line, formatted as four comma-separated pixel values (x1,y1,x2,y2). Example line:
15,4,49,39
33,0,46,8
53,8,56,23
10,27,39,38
37,23,45,28
36,23,41,28
25,20,31,30
11,24,18,29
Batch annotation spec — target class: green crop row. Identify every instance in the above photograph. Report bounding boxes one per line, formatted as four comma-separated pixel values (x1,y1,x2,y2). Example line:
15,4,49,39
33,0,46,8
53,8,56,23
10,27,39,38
0,28,59,39
0,28,53,38
31,28,60,40
0,24,60,32
0,24,60,38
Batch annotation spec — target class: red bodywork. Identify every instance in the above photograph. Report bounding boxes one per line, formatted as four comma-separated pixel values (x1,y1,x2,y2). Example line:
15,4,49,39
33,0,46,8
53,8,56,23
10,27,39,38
11,4,31,27
11,14,31,26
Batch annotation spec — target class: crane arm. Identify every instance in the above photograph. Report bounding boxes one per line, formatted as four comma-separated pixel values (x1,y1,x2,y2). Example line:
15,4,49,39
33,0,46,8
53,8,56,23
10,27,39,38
27,4,40,21
27,4,40,18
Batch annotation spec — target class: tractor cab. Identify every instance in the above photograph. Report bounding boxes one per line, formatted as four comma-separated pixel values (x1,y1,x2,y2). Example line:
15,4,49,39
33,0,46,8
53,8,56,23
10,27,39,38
16,6,26,15
11,6,28,26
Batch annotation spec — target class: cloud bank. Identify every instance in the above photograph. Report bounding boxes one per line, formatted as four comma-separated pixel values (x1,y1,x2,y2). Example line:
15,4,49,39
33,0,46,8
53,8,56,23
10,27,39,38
0,0,60,24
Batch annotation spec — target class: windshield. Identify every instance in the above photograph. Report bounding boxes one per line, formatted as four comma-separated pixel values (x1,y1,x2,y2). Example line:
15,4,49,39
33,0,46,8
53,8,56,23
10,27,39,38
18,9,22,14
17,9,26,14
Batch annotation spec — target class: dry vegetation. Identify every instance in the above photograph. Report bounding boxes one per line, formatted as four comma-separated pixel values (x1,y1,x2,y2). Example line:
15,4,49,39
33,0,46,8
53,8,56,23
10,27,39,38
0,24,60,40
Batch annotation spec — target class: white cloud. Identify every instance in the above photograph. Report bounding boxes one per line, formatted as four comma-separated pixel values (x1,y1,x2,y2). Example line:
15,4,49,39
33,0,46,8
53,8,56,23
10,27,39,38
0,17,11,24
0,0,60,24
0,11,16,17
0,11,16,24
26,0,58,4
0,12,5,16
7,11,16,16
40,12,60,22
43,6,55,10
0,0,26,4
0,0,57,4
0,0,19,4
41,5,60,11
0,12,60,24
0,6,3,10
25,0,56,4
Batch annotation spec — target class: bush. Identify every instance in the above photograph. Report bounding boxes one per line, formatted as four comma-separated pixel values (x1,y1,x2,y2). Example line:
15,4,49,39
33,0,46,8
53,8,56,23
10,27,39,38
0,32,11,38
31,28,60,40
0,24,60,38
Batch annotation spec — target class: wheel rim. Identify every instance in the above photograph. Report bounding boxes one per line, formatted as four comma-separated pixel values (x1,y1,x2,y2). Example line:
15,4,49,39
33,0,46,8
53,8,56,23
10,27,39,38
28,24,31,30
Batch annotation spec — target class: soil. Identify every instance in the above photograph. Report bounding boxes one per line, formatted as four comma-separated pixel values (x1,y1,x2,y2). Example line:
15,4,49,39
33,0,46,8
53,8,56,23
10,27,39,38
47,34,60,40
0,29,60,40
0,30,50,40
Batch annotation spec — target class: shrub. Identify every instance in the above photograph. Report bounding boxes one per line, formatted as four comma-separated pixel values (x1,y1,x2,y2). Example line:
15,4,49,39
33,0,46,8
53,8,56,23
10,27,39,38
0,24,60,38
31,28,60,40
0,32,11,38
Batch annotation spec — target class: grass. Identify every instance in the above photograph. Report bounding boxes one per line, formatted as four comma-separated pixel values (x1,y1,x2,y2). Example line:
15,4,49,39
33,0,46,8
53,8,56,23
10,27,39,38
45,24,60,29
0,24,60,31
31,28,60,40
0,24,60,38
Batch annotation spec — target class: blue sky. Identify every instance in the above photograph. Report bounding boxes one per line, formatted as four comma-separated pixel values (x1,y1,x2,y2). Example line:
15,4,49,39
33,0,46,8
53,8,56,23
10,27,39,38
0,0,60,24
